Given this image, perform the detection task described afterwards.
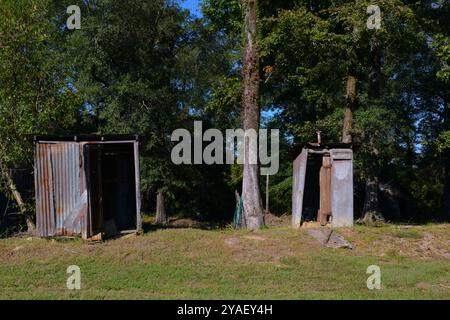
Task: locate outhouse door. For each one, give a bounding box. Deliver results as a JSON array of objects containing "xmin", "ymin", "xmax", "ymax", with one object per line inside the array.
[
  {"xmin": 84, "ymin": 142, "xmax": 142, "ymax": 238},
  {"xmin": 292, "ymin": 149, "xmax": 308, "ymax": 228}
]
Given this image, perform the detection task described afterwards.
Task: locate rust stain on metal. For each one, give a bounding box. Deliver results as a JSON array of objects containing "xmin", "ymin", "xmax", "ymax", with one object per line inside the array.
[{"xmin": 35, "ymin": 142, "xmax": 87, "ymax": 237}]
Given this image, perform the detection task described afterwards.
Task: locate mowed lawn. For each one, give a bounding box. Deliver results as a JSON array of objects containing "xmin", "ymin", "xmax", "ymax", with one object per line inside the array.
[{"xmin": 0, "ymin": 220, "xmax": 449, "ymax": 300}]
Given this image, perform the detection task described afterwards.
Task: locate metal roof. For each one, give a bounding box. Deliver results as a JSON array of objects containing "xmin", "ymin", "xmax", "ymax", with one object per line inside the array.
[{"xmin": 32, "ymin": 135, "xmax": 139, "ymax": 142}]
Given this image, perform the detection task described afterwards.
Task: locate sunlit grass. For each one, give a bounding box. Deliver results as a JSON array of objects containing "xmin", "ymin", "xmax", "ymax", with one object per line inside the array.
[{"xmin": 0, "ymin": 223, "xmax": 448, "ymax": 299}]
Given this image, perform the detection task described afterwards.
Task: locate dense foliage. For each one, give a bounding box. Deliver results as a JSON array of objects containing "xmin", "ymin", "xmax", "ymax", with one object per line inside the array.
[{"xmin": 0, "ymin": 0, "xmax": 449, "ymax": 230}]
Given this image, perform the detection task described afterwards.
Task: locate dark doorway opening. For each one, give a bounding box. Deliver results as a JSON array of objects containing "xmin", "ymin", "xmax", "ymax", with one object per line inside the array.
[
  {"xmin": 302, "ymin": 152, "xmax": 332, "ymax": 225},
  {"xmin": 302, "ymin": 153, "xmax": 321, "ymax": 221},
  {"xmin": 86, "ymin": 143, "xmax": 137, "ymax": 237}
]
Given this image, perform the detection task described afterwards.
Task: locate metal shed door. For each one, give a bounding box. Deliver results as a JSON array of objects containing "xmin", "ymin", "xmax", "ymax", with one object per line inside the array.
[{"xmin": 292, "ymin": 148, "xmax": 308, "ymax": 228}]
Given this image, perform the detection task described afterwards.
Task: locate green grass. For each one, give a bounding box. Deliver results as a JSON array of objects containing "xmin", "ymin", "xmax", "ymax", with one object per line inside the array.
[
  {"xmin": 0, "ymin": 224, "xmax": 449, "ymax": 299},
  {"xmin": 392, "ymin": 229, "xmax": 423, "ymax": 239}
]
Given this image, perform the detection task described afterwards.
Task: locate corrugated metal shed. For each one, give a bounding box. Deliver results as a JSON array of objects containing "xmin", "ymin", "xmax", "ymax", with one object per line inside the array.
[{"xmin": 33, "ymin": 136, "xmax": 141, "ymax": 239}]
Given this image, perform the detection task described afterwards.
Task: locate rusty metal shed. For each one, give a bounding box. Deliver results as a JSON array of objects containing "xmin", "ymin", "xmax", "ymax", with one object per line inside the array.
[
  {"xmin": 33, "ymin": 135, "xmax": 141, "ymax": 239},
  {"xmin": 292, "ymin": 142, "xmax": 353, "ymax": 228}
]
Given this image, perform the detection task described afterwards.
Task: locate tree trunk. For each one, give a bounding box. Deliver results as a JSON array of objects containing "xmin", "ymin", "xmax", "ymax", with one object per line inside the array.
[
  {"xmin": 442, "ymin": 164, "xmax": 450, "ymax": 221},
  {"xmin": 442, "ymin": 94, "xmax": 450, "ymax": 221},
  {"xmin": 155, "ymin": 191, "xmax": 167, "ymax": 225},
  {"xmin": 361, "ymin": 36, "xmax": 383, "ymax": 223},
  {"xmin": 342, "ymin": 70, "xmax": 357, "ymax": 144},
  {"xmin": 360, "ymin": 176, "xmax": 384, "ymax": 224},
  {"xmin": 241, "ymin": 0, "xmax": 264, "ymax": 230},
  {"xmin": 361, "ymin": 136, "xmax": 383, "ymax": 224},
  {"xmin": 0, "ymin": 163, "xmax": 36, "ymax": 234}
]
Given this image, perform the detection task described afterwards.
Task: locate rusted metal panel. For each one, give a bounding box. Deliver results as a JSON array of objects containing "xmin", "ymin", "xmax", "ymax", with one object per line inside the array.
[
  {"xmin": 35, "ymin": 142, "xmax": 88, "ymax": 237},
  {"xmin": 330, "ymin": 149, "xmax": 354, "ymax": 227},
  {"xmin": 292, "ymin": 148, "xmax": 308, "ymax": 228},
  {"xmin": 36, "ymin": 144, "xmax": 54, "ymax": 236},
  {"xmin": 318, "ymin": 156, "xmax": 332, "ymax": 225}
]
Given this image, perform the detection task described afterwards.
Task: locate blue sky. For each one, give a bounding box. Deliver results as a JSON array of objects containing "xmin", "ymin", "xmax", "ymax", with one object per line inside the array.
[{"xmin": 179, "ymin": 0, "xmax": 202, "ymax": 16}]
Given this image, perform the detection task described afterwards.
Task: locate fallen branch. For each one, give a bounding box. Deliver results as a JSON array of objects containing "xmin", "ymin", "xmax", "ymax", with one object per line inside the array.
[{"xmin": 0, "ymin": 162, "xmax": 36, "ymax": 235}]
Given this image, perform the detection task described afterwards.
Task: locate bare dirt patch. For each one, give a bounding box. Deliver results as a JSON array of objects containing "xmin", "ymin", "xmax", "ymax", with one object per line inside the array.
[
  {"xmin": 169, "ymin": 218, "xmax": 200, "ymax": 228},
  {"xmin": 264, "ymin": 213, "xmax": 290, "ymax": 227},
  {"xmin": 223, "ymin": 229, "xmax": 317, "ymax": 264},
  {"xmin": 339, "ymin": 224, "xmax": 450, "ymax": 260},
  {"xmin": 242, "ymin": 235, "xmax": 267, "ymax": 241}
]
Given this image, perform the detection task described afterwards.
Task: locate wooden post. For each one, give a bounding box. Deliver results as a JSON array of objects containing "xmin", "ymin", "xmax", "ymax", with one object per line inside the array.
[
  {"xmin": 156, "ymin": 191, "xmax": 167, "ymax": 225},
  {"xmin": 318, "ymin": 156, "xmax": 332, "ymax": 226},
  {"xmin": 265, "ymin": 174, "xmax": 269, "ymax": 213}
]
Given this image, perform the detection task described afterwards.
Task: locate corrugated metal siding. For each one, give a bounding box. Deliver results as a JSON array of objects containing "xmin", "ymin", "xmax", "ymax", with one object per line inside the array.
[
  {"xmin": 36, "ymin": 144, "xmax": 55, "ymax": 236},
  {"xmin": 35, "ymin": 143, "xmax": 88, "ymax": 237}
]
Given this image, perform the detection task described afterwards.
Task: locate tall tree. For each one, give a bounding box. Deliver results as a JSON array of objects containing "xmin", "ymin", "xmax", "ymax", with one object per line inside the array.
[
  {"xmin": 421, "ymin": 0, "xmax": 450, "ymax": 220},
  {"xmin": 0, "ymin": 0, "xmax": 81, "ymax": 232},
  {"xmin": 342, "ymin": 68, "xmax": 357, "ymax": 144},
  {"xmin": 241, "ymin": 0, "xmax": 265, "ymax": 229},
  {"xmin": 60, "ymin": 0, "xmax": 191, "ymax": 219},
  {"xmin": 361, "ymin": 30, "xmax": 384, "ymax": 223}
]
